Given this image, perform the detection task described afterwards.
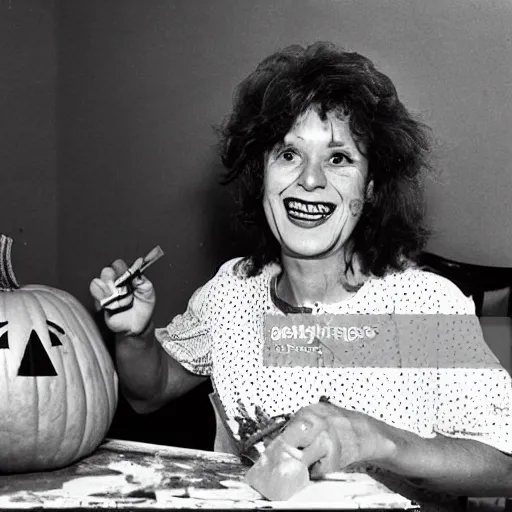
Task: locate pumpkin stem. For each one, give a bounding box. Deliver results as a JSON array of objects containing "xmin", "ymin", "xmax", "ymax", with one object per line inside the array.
[{"xmin": 0, "ymin": 235, "xmax": 21, "ymax": 290}]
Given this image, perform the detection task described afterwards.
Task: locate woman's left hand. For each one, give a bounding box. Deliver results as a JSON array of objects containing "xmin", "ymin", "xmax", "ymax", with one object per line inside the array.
[{"xmin": 278, "ymin": 401, "xmax": 396, "ymax": 478}]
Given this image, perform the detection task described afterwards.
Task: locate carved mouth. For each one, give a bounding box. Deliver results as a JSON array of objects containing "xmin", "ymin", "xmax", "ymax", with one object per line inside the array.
[{"xmin": 283, "ymin": 198, "xmax": 336, "ymax": 222}]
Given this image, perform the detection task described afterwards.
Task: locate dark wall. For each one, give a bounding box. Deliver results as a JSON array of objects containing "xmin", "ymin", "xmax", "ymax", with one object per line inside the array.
[
  {"xmin": 56, "ymin": 0, "xmax": 512, "ymax": 324},
  {"xmin": 0, "ymin": 0, "xmax": 57, "ymax": 286},
  {"xmin": 56, "ymin": 1, "xmax": 254, "ymax": 323}
]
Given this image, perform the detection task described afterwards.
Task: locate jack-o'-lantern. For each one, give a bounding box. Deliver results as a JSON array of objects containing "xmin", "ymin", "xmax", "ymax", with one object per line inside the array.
[{"xmin": 0, "ymin": 235, "xmax": 118, "ymax": 473}]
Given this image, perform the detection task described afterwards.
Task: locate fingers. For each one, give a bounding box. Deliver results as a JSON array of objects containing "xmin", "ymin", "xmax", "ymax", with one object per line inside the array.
[
  {"xmin": 101, "ymin": 286, "xmax": 135, "ymax": 311},
  {"xmin": 89, "ymin": 278, "xmax": 109, "ymax": 311},
  {"xmin": 280, "ymin": 412, "xmax": 323, "ymax": 449},
  {"xmin": 90, "ymin": 277, "xmax": 110, "ymax": 299},
  {"xmin": 302, "ymin": 426, "xmax": 341, "ymax": 478},
  {"xmin": 279, "ymin": 415, "xmax": 339, "ymax": 477},
  {"xmin": 278, "ymin": 404, "xmax": 345, "ymax": 477},
  {"xmin": 96, "ymin": 259, "xmax": 129, "ymax": 285},
  {"xmin": 99, "ymin": 265, "xmax": 116, "ymax": 283},
  {"xmin": 111, "ymin": 258, "xmax": 129, "ymax": 277},
  {"xmin": 89, "ymin": 259, "xmax": 130, "ymax": 312},
  {"xmin": 131, "ymin": 273, "xmax": 154, "ymax": 295}
]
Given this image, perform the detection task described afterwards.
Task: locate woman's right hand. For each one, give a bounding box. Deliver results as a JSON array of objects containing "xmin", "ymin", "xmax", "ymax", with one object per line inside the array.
[{"xmin": 89, "ymin": 258, "xmax": 156, "ymax": 336}]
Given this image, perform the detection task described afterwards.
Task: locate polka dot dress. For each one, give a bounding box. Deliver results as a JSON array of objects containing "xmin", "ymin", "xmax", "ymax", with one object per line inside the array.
[{"xmin": 155, "ymin": 257, "xmax": 512, "ymax": 455}]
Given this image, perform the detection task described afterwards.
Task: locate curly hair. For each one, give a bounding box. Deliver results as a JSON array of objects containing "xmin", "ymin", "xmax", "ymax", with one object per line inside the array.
[{"xmin": 218, "ymin": 42, "xmax": 432, "ymax": 278}]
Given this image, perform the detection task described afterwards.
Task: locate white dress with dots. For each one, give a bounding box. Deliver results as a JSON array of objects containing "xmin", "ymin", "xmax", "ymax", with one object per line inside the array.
[{"xmin": 155, "ymin": 257, "xmax": 512, "ymax": 455}]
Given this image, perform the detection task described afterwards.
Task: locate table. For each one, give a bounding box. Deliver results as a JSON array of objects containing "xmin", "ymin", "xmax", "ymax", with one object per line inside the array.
[{"xmin": 0, "ymin": 438, "xmax": 420, "ymax": 510}]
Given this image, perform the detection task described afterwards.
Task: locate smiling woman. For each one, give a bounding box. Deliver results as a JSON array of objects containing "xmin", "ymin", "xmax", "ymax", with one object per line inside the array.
[
  {"xmin": 219, "ymin": 42, "xmax": 430, "ymax": 284},
  {"xmin": 89, "ymin": 42, "xmax": 512, "ymax": 502},
  {"xmin": 263, "ymin": 109, "xmax": 370, "ymax": 264}
]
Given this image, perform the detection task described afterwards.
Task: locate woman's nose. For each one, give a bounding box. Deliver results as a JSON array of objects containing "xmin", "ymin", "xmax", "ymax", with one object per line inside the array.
[{"xmin": 298, "ymin": 161, "xmax": 327, "ymax": 191}]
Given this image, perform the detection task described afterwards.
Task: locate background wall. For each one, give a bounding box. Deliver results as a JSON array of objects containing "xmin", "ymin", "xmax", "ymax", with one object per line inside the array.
[
  {"xmin": 55, "ymin": 0, "xmax": 512, "ymax": 317},
  {"xmin": 0, "ymin": 0, "xmax": 57, "ymax": 286},
  {"xmin": 3, "ymin": 0, "xmax": 512, "ymax": 449}
]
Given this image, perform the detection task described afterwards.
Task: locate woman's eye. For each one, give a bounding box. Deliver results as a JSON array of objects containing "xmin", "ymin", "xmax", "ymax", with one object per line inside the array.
[
  {"xmin": 281, "ymin": 151, "xmax": 296, "ymax": 162},
  {"xmin": 330, "ymin": 153, "xmax": 352, "ymax": 165}
]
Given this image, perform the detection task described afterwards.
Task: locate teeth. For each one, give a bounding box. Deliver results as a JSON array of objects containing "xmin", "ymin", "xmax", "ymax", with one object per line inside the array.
[
  {"xmin": 289, "ymin": 201, "xmax": 307, "ymax": 212},
  {"xmin": 287, "ymin": 200, "xmax": 331, "ymax": 215},
  {"xmin": 285, "ymin": 199, "xmax": 335, "ymax": 223},
  {"xmin": 288, "ymin": 211, "xmax": 324, "ymax": 220}
]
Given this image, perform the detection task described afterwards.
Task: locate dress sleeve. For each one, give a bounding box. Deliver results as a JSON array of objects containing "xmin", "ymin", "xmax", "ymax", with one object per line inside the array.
[
  {"xmin": 429, "ymin": 275, "xmax": 512, "ymax": 454},
  {"xmin": 154, "ymin": 257, "xmax": 245, "ymax": 376},
  {"xmin": 155, "ymin": 283, "xmax": 213, "ymax": 376}
]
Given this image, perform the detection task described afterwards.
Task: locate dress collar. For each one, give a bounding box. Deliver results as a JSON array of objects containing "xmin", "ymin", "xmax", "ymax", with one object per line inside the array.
[{"xmin": 269, "ymin": 274, "xmax": 313, "ymax": 314}]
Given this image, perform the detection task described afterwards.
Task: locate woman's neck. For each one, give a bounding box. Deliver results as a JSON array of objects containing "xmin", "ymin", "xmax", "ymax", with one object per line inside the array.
[{"xmin": 277, "ymin": 252, "xmax": 361, "ymax": 307}]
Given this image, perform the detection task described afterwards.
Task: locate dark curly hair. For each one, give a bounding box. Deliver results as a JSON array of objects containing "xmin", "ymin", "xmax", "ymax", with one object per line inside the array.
[{"xmin": 218, "ymin": 42, "xmax": 432, "ymax": 278}]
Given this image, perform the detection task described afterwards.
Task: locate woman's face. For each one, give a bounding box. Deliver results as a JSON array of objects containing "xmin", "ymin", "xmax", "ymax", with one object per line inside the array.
[{"xmin": 263, "ymin": 108, "xmax": 371, "ymax": 259}]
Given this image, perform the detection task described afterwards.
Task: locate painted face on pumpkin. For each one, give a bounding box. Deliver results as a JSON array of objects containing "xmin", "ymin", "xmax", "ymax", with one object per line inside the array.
[
  {"xmin": 263, "ymin": 108, "xmax": 372, "ymax": 259},
  {"xmin": 0, "ymin": 320, "xmax": 65, "ymax": 376}
]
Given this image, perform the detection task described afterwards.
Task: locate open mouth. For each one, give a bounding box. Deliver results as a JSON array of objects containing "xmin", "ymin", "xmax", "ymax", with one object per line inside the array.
[{"xmin": 283, "ymin": 198, "xmax": 336, "ymax": 222}]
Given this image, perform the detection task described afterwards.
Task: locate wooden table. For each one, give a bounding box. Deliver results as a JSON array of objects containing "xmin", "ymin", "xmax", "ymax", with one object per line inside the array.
[{"xmin": 0, "ymin": 438, "xmax": 419, "ymax": 510}]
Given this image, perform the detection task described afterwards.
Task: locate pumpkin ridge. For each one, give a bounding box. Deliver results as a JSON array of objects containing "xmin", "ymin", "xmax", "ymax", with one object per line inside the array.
[
  {"xmin": 38, "ymin": 288, "xmax": 89, "ymax": 464},
  {"xmin": 37, "ymin": 289, "xmax": 74, "ymax": 466},
  {"xmin": 35, "ymin": 285, "xmax": 118, "ymax": 414},
  {"xmin": 19, "ymin": 292, "xmax": 43, "ymax": 465},
  {"xmin": 65, "ymin": 303, "xmax": 100, "ymax": 460},
  {"xmin": 69, "ymin": 301, "xmax": 117, "ymax": 433},
  {"xmin": 37, "ymin": 285, "xmax": 117, "ymax": 461},
  {"xmin": 0, "ymin": 292, "xmax": 12, "ymax": 468}
]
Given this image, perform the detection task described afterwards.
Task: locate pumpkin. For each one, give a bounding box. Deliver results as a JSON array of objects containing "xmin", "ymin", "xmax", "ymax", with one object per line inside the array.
[{"xmin": 0, "ymin": 234, "xmax": 118, "ymax": 473}]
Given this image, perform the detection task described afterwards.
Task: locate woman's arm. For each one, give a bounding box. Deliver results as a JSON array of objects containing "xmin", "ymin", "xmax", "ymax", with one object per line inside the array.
[
  {"xmin": 375, "ymin": 419, "xmax": 512, "ymax": 496},
  {"xmin": 279, "ymin": 402, "xmax": 512, "ymax": 497},
  {"xmin": 115, "ymin": 321, "xmax": 208, "ymax": 414}
]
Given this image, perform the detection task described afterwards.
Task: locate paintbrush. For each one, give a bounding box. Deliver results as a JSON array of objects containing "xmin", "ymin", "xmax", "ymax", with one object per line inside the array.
[{"xmin": 100, "ymin": 245, "xmax": 164, "ymax": 308}]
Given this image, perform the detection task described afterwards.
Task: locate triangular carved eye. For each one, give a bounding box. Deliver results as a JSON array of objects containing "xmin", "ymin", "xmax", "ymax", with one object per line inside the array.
[
  {"xmin": 47, "ymin": 320, "xmax": 64, "ymax": 347},
  {"xmin": 49, "ymin": 331, "xmax": 62, "ymax": 347},
  {"xmin": 0, "ymin": 321, "xmax": 7, "ymax": 349},
  {"xmin": 18, "ymin": 329, "xmax": 58, "ymax": 377},
  {"xmin": 0, "ymin": 331, "xmax": 7, "ymax": 349}
]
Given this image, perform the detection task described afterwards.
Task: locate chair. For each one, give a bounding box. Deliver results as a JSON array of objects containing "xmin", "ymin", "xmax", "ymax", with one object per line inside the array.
[
  {"xmin": 417, "ymin": 251, "xmax": 512, "ymax": 373},
  {"xmin": 418, "ymin": 252, "xmax": 512, "ymax": 316}
]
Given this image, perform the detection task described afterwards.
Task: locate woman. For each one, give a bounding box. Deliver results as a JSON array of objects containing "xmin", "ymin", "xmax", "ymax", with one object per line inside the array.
[{"xmin": 90, "ymin": 42, "xmax": 512, "ymax": 499}]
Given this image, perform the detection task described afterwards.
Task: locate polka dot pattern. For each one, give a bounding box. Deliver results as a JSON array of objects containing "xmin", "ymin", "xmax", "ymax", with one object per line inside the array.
[{"xmin": 156, "ymin": 257, "xmax": 512, "ymax": 454}]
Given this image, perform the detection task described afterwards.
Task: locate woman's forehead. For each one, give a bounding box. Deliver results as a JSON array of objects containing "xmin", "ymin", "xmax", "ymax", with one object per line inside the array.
[{"xmin": 285, "ymin": 108, "xmax": 354, "ymax": 143}]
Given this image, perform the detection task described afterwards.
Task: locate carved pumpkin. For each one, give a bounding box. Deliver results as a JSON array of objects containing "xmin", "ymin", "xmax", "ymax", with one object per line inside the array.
[{"xmin": 0, "ymin": 235, "xmax": 118, "ymax": 473}]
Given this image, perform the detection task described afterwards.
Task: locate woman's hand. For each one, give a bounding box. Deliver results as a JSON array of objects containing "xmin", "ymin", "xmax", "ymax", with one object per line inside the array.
[
  {"xmin": 89, "ymin": 258, "xmax": 156, "ymax": 336},
  {"xmin": 278, "ymin": 401, "xmax": 396, "ymax": 478}
]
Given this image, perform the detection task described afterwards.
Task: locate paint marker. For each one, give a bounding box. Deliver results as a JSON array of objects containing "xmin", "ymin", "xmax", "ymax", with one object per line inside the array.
[{"xmin": 100, "ymin": 245, "xmax": 164, "ymax": 308}]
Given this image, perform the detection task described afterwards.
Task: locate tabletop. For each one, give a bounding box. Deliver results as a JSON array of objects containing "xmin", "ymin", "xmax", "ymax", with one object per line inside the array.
[{"xmin": 0, "ymin": 438, "xmax": 422, "ymax": 510}]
